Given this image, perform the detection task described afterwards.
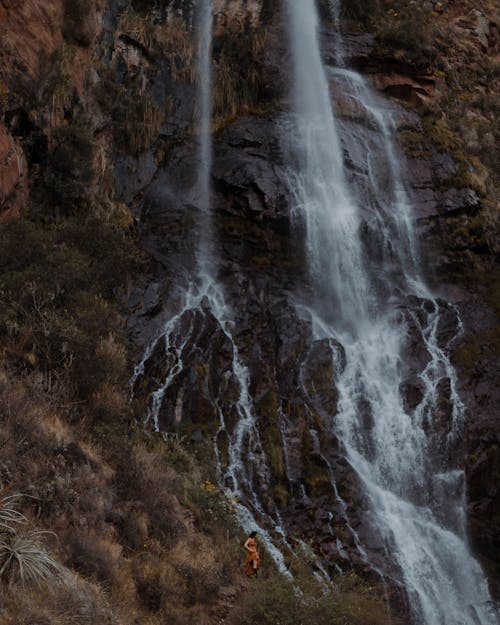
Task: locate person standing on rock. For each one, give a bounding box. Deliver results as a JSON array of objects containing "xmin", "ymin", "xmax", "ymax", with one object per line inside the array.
[{"xmin": 244, "ymin": 531, "xmax": 260, "ymax": 577}]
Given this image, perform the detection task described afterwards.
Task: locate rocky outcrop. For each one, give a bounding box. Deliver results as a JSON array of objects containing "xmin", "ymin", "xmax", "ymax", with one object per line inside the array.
[
  {"xmin": 1, "ymin": 0, "xmax": 498, "ymax": 611},
  {"xmin": 124, "ymin": 5, "xmax": 500, "ymax": 608}
]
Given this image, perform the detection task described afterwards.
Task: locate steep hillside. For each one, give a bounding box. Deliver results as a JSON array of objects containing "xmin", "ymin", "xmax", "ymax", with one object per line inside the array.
[{"xmin": 0, "ymin": 0, "xmax": 498, "ymax": 623}]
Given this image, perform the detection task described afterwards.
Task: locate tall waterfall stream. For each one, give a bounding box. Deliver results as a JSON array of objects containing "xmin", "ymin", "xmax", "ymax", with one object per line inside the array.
[
  {"xmin": 285, "ymin": 1, "xmax": 497, "ymax": 624},
  {"xmin": 131, "ymin": 0, "xmax": 291, "ymax": 574},
  {"xmin": 131, "ymin": 1, "xmax": 498, "ymax": 622}
]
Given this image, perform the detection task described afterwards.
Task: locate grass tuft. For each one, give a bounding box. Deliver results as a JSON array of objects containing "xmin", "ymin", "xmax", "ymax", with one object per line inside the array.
[
  {"xmin": 0, "ymin": 495, "xmax": 27, "ymax": 534},
  {"xmin": 0, "ymin": 528, "xmax": 65, "ymax": 589}
]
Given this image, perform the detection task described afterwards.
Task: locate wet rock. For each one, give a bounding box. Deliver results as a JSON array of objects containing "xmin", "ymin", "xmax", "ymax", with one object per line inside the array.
[
  {"xmin": 436, "ymin": 301, "xmax": 460, "ymax": 349},
  {"xmin": 331, "ymin": 84, "xmax": 377, "ymax": 127},
  {"xmin": 440, "ymin": 188, "xmax": 480, "ymax": 215},
  {"xmin": 356, "ymin": 517, "xmax": 386, "ymax": 551},
  {"xmin": 433, "ymin": 377, "xmax": 454, "ymax": 434},
  {"xmin": 412, "ymin": 186, "xmax": 480, "ymax": 221},
  {"xmin": 322, "ymin": 29, "xmax": 375, "ymax": 67},
  {"xmin": 400, "ymin": 315, "xmax": 432, "ymax": 377},
  {"xmin": 301, "ymin": 339, "xmax": 343, "ymax": 417},
  {"xmin": 408, "ymin": 153, "xmax": 458, "ymax": 191},
  {"xmin": 213, "ymin": 116, "xmax": 290, "ymax": 221},
  {"xmin": 124, "ymin": 7, "xmax": 500, "ymax": 602},
  {"xmin": 115, "ymin": 151, "xmax": 158, "ymax": 204},
  {"xmin": 399, "ymin": 376, "xmax": 425, "ymax": 411},
  {"xmin": 140, "ymin": 282, "xmax": 163, "ymax": 317},
  {"xmin": 190, "ymin": 428, "xmax": 204, "ymax": 443}
]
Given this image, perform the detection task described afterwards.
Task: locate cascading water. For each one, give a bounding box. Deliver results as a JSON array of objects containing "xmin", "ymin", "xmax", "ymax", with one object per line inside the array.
[
  {"xmin": 131, "ymin": 1, "xmax": 290, "ymax": 575},
  {"xmin": 284, "ymin": 1, "xmax": 498, "ymax": 623},
  {"xmin": 196, "ymin": 0, "xmax": 214, "ymax": 275}
]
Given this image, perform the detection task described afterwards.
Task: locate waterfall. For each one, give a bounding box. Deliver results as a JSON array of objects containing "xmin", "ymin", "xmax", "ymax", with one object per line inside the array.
[
  {"xmin": 131, "ymin": 0, "xmax": 291, "ymax": 576},
  {"xmin": 328, "ymin": 0, "xmax": 345, "ymax": 66},
  {"xmin": 196, "ymin": 0, "xmax": 214, "ymax": 277},
  {"xmin": 284, "ymin": 1, "xmax": 498, "ymax": 623}
]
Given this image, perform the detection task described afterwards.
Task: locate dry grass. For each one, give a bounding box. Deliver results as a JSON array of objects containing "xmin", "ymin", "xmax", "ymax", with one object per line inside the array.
[
  {"xmin": 119, "ymin": 10, "xmax": 195, "ymax": 83},
  {"xmin": 213, "ymin": 25, "xmax": 268, "ymax": 125},
  {"xmin": 374, "ymin": 2, "xmax": 438, "ymax": 55},
  {"xmin": 0, "ymin": 493, "xmax": 67, "ymax": 590},
  {"xmin": 0, "ymin": 495, "xmax": 26, "ymax": 533},
  {"xmin": 91, "ymin": 383, "xmax": 128, "ymax": 424},
  {"xmin": 230, "ymin": 571, "xmax": 395, "ymax": 625},
  {"xmin": 130, "ymin": 95, "xmax": 164, "ymax": 155},
  {"xmin": 155, "ymin": 16, "xmax": 196, "ymax": 83},
  {"xmin": 3, "ymin": 575, "xmax": 114, "ymax": 625},
  {"xmin": 96, "ymin": 334, "xmax": 127, "ymax": 384},
  {"xmin": 95, "ymin": 70, "xmax": 164, "ymax": 155},
  {"xmin": 0, "ymin": 529, "xmax": 65, "ymax": 589},
  {"xmin": 120, "ymin": 9, "xmax": 156, "ymax": 50},
  {"xmin": 36, "ymin": 43, "xmax": 76, "ymax": 132},
  {"xmin": 0, "ymin": 365, "xmax": 247, "ymax": 623}
]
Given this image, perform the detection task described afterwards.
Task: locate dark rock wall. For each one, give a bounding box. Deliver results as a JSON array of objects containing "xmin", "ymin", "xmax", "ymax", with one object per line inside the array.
[
  {"xmin": 1, "ymin": 0, "xmax": 497, "ymax": 601},
  {"xmin": 126, "ymin": 3, "xmax": 499, "ymax": 598}
]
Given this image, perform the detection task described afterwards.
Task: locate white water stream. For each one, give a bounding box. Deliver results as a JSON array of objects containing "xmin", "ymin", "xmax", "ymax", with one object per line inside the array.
[
  {"xmin": 285, "ymin": 1, "xmax": 498, "ymax": 624},
  {"xmin": 196, "ymin": 0, "xmax": 214, "ymax": 273},
  {"xmin": 132, "ymin": 1, "xmax": 290, "ymax": 575}
]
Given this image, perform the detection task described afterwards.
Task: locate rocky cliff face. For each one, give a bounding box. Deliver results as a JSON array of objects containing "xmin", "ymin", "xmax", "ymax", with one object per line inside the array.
[
  {"xmin": 0, "ymin": 0, "xmax": 498, "ymax": 618},
  {"xmin": 125, "ymin": 0, "xmax": 499, "ymax": 595}
]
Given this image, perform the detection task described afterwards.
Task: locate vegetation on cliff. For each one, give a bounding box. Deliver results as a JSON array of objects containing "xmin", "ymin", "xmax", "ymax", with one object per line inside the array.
[
  {"xmin": 0, "ymin": 2, "xmax": 395, "ymax": 623},
  {"xmin": 0, "ymin": 0, "xmax": 498, "ymax": 621}
]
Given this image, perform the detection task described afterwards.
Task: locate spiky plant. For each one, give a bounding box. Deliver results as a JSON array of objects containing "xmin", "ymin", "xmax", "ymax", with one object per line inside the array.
[
  {"xmin": 0, "ymin": 529, "xmax": 65, "ymax": 589},
  {"xmin": 0, "ymin": 494, "xmax": 66, "ymax": 589},
  {"xmin": 0, "ymin": 495, "xmax": 27, "ymax": 533}
]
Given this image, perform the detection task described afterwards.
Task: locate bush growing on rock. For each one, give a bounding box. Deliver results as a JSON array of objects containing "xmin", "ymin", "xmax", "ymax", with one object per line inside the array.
[
  {"xmin": 0, "ymin": 212, "xmax": 143, "ymax": 388},
  {"xmin": 374, "ymin": 1, "xmax": 437, "ymax": 54},
  {"xmin": 213, "ymin": 22, "xmax": 269, "ymax": 124},
  {"xmin": 232, "ymin": 572, "xmax": 395, "ymax": 625},
  {"xmin": 95, "ymin": 73, "xmax": 164, "ymax": 155}
]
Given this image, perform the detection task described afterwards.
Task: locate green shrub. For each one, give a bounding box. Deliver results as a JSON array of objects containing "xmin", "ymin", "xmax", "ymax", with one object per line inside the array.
[
  {"xmin": 0, "ymin": 211, "xmax": 143, "ymax": 395},
  {"xmin": 374, "ymin": 2, "xmax": 437, "ymax": 54},
  {"xmin": 233, "ymin": 573, "xmax": 394, "ymax": 625}
]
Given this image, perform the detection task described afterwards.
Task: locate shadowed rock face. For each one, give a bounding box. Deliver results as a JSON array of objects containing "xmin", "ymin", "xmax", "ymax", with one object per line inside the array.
[
  {"xmin": 127, "ymin": 27, "xmax": 494, "ymax": 609},
  {"xmin": 1, "ymin": 0, "xmax": 496, "ymax": 607}
]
